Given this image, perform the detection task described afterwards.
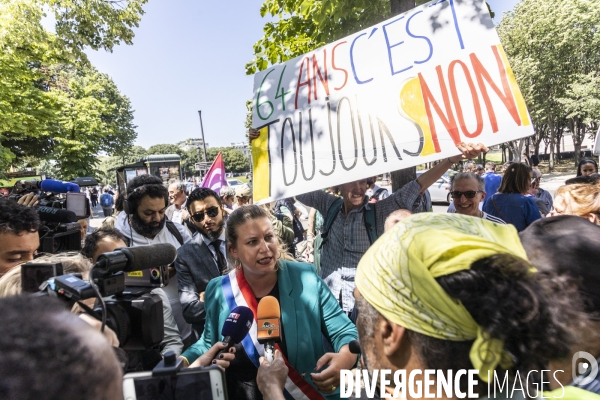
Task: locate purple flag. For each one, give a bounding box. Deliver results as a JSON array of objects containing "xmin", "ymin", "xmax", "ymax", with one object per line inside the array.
[{"xmin": 201, "ymin": 152, "xmax": 228, "ymax": 194}]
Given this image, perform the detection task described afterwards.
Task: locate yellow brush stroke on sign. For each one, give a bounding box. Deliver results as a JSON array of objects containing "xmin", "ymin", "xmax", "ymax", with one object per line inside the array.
[
  {"xmin": 399, "ymin": 77, "xmax": 436, "ymax": 156},
  {"xmin": 252, "ymin": 126, "xmax": 270, "ymax": 202},
  {"xmin": 497, "ymin": 44, "xmax": 531, "ymax": 127}
]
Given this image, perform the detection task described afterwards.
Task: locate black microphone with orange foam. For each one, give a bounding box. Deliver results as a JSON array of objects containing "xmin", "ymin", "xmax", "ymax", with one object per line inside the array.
[{"xmin": 256, "ymin": 295, "xmax": 281, "ymax": 362}]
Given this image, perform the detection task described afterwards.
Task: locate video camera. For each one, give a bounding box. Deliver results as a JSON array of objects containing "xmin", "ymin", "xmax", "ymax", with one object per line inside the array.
[
  {"xmin": 10, "ymin": 178, "xmax": 97, "ymax": 253},
  {"xmin": 25, "ymin": 243, "xmax": 177, "ymax": 352}
]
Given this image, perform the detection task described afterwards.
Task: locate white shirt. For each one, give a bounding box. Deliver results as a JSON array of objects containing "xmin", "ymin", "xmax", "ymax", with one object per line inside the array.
[
  {"xmin": 366, "ymin": 184, "xmax": 390, "ymax": 200},
  {"xmin": 171, "ymin": 200, "xmax": 187, "ymax": 224}
]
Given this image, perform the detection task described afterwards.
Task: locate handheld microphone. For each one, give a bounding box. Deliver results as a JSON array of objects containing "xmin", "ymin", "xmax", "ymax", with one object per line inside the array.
[
  {"xmin": 215, "ymin": 306, "xmax": 254, "ymax": 359},
  {"xmin": 40, "ymin": 179, "xmax": 80, "ymax": 193},
  {"xmin": 35, "ymin": 206, "xmax": 78, "ymax": 223},
  {"xmin": 93, "ymin": 243, "xmax": 177, "ymax": 277},
  {"xmin": 256, "ymin": 295, "xmax": 281, "ymax": 362}
]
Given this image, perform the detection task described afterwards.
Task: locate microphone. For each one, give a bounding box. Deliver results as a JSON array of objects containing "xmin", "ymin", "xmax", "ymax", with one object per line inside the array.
[
  {"xmin": 256, "ymin": 296, "xmax": 281, "ymax": 362},
  {"xmin": 215, "ymin": 306, "xmax": 254, "ymax": 359},
  {"xmin": 40, "ymin": 179, "xmax": 80, "ymax": 193},
  {"xmin": 93, "ymin": 243, "xmax": 177, "ymax": 277},
  {"xmin": 35, "ymin": 206, "xmax": 78, "ymax": 223}
]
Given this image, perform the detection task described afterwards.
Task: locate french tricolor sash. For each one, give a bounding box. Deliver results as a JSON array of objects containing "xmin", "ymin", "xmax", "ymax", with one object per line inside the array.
[{"xmin": 221, "ymin": 269, "xmax": 326, "ymax": 400}]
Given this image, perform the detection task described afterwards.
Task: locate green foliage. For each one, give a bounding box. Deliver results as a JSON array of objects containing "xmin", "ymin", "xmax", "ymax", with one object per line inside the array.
[
  {"xmin": 246, "ymin": 0, "xmax": 443, "ymax": 75},
  {"xmin": 498, "ymin": 0, "xmax": 600, "ymax": 168},
  {"xmin": 0, "ymin": 0, "xmax": 146, "ymax": 174},
  {"xmin": 207, "ymin": 148, "xmax": 250, "ymax": 173},
  {"xmin": 97, "ymin": 145, "xmax": 147, "ymax": 184},
  {"xmin": 147, "ymin": 144, "xmax": 184, "ymax": 156}
]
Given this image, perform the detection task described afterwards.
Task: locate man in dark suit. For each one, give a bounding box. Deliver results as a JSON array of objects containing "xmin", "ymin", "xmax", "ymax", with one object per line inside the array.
[{"xmin": 175, "ymin": 188, "xmax": 228, "ymax": 338}]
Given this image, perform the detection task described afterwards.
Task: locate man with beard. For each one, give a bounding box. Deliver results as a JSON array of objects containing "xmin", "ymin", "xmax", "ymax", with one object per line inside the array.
[
  {"xmin": 115, "ymin": 175, "xmax": 193, "ymax": 347},
  {"xmin": 174, "ymin": 187, "xmax": 228, "ymax": 337}
]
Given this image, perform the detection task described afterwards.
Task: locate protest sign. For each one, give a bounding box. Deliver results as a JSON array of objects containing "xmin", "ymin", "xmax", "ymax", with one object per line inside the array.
[{"xmin": 251, "ymin": 0, "xmax": 534, "ymax": 203}]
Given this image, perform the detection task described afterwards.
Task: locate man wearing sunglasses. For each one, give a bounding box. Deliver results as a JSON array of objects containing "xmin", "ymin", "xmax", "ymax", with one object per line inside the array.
[
  {"xmin": 448, "ymin": 172, "xmax": 505, "ymax": 224},
  {"xmin": 175, "ymin": 187, "xmax": 228, "ymax": 338}
]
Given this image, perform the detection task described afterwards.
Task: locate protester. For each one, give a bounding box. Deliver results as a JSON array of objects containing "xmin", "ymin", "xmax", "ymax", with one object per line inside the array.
[
  {"xmin": 520, "ymin": 216, "xmax": 600, "ymax": 397},
  {"xmin": 100, "ymin": 187, "xmax": 115, "ymax": 217},
  {"xmin": 522, "ymin": 151, "xmax": 531, "ymax": 166},
  {"xmin": 115, "ymin": 174, "xmax": 193, "ymax": 348},
  {"xmin": 502, "ymin": 161, "xmax": 514, "ymax": 172},
  {"xmin": 550, "ymin": 181, "xmax": 600, "ymax": 225},
  {"xmin": 166, "ymin": 180, "xmax": 189, "ymax": 224},
  {"xmin": 235, "ymin": 184, "xmax": 252, "ymax": 209},
  {"xmin": 481, "ymin": 161, "xmax": 502, "ymax": 197},
  {"xmin": 0, "ymin": 198, "xmax": 40, "ymax": 277},
  {"xmin": 365, "ymin": 175, "xmax": 389, "ymax": 203},
  {"xmin": 577, "ymin": 158, "xmax": 599, "ymax": 177},
  {"xmin": 529, "ymin": 168, "xmax": 553, "ymax": 213},
  {"xmin": 90, "ymin": 186, "xmax": 99, "ymax": 207},
  {"xmin": 219, "ymin": 185, "xmax": 236, "ymax": 214},
  {"xmin": 262, "ymin": 202, "xmax": 295, "ymax": 253},
  {"xmin": 180, "ymin": 205, "xmax": 358, "ymax": 399},
  {"xmin": 530, "ymin": 150, "xmax": 539, "ymax": 167},
  {"xmin": 482, "ymin": 163, "xmax": 541, "ymax": 231},
  {"xmin": 0, "ymin": 296, "xmax": 123, "ymax": 400},
  {"xmin": 474, "ymin": 164, "xmax": 485, "ymax": 176},
  {"xmin": 463, "ymin": 161, "xmax": 475, "ymax": 172},
  {"xmin": 273, "ymin": 197, "xmax": 304, "ymax": 256},
  {"xmin": 251, "ymin": 127, "xmax": 486, "ymax": 319},
  {"xmin": 448, "ymin": 173, "xmax": 505, "ymax": 223},
  {"xmin": 175, "ymin": 188, "xmax": 230, "ymax": 338}
]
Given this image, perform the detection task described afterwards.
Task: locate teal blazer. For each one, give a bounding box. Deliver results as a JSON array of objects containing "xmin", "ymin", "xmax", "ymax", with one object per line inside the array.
[{"xmin": 182, "ymin": 261, "xmax": 358, "ymax": 398}]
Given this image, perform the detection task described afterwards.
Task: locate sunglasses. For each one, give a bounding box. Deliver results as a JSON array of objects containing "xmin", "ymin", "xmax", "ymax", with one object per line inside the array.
[
  {"xmin": 191, "ymin": 206, "xmax": 220, "ymax": 222},
  {"xmin": 450, "ymin": 190, "xmax": 482, "ymax": 199}
]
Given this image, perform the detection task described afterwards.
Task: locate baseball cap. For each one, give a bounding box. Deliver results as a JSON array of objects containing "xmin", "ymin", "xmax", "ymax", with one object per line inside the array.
[{"xmin": 236, "ymin": 184, "xmax": 252, "ymax": 198}]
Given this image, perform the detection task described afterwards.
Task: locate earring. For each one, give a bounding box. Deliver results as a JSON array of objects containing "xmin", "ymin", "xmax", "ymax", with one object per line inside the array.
[{"xmin": 234, "ymin": 258, "xmax": 242, "ymax": 270}]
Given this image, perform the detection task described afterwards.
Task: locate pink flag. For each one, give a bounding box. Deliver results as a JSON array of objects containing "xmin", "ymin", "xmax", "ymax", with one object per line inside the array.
[{"xmin": 201, "ymin": 152, "xmax": 228, "ymax": 194}]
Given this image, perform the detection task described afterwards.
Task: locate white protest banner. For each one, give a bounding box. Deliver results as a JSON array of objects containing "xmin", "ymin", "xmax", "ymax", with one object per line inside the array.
[{"xmin": 251, "ymin": 0, "xmax": 533, "ymax": 203}]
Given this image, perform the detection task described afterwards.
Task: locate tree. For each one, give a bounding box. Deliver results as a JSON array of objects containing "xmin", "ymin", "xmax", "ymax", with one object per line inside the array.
[
  {"xmin": 97, "ymin": 145, "xmax": 147, "ymax": 184},
  {"xmin": 0, "ymin": 0, "xmax": 147, "ymax": 172},
  {"xmin": 147, "ymin": 144, "xmax": 184, "ymax": 156},
  {"xmin": 498, "ymin": 0, "xmax": 600, "ymax": 170},
  {"xmin": 207, "ymin": 148, "xmax": 250, "ymax": 173}
]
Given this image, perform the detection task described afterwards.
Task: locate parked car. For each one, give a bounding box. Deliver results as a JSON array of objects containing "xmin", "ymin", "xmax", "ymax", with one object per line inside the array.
[
  {"xmin": 416, "ymin": 170, "xmax": 452, "ymax": 203},
  {"xmin": 227, "ymin": 179, "xmax": 243, "ymax": 186}
]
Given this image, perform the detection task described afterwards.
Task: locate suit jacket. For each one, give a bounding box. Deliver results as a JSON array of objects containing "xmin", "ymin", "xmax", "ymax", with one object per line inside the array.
[
  {"xmin": 181, "ymin": 261, "xmax": 358, "ymax": 399},
  {"xmin": 175, "ymin": 238, "xmax": 224, "ymax": 336}
]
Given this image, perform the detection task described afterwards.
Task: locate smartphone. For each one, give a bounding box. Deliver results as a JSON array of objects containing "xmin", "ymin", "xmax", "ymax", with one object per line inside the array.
[
  {"xmin": 122, "ymin": 367, "xmax": 227, "ymax": 400},
  {"xmin": 21, "ymin": 262, "xmax": 64, "ymax": 293}
]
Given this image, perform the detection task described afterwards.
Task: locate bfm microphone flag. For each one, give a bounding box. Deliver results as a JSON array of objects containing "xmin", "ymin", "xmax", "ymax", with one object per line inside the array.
[{"xmin": 201, "ymin": 152, "xmax": 228, "ymax": 194}]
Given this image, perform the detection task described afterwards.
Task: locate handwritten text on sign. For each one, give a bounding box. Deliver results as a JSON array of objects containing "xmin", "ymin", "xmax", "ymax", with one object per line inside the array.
[{"xmin": 251, "ymin": 0, "xmax": 532, "ymax": 203}]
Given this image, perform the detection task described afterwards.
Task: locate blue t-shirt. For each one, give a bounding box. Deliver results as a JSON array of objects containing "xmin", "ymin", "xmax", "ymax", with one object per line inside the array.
[
  {"xmin": 482, "ymin": 172, "xmax": 502, "ymax": 196},
  {"xmin": 482, "ymin": 193, "xmax": 541, "ymax": 232}
]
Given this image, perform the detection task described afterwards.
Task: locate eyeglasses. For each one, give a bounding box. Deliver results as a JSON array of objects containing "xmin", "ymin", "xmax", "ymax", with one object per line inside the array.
[
  {"xmin": 450, "ymin": 190, "xmax": 482, "ymax": 199},
  {"xmin": 191, "ymin": 206, "xmax": 220, "ymax": 222}
]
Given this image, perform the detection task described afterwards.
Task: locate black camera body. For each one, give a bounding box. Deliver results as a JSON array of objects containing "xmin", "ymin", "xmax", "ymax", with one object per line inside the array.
[{"xmin": 10, "ymin": 178, "xmax": 94, "ymax": 253}]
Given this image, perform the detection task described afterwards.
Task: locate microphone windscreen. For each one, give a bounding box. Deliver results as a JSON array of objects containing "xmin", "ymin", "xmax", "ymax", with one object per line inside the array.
[
  {"xmin": 221, "ymin": 306, "xmax": 254, "ymax": 344},
  {"xmin": 257, "ymin": 296, "xmax": 281, "ymax": 343},
  {"xmin": 40, "ymin": 179, "xmax": 80, "ymax": 193},
  {"xmin": 257, "ymin": 295, "xmax": 280, "ymax": 319},
  {"xmin": 35, "ymin": 206, "xmax": 78, "ymax": 223},
  {"xmin": 122, "ymin": 243, "xmax": 177, "ymax": 272}
]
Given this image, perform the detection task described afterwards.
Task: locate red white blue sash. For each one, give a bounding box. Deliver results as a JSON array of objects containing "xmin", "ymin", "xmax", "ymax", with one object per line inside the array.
[{"xmin": 221, "ymin": 269, "xmax": 325, "ymax": 400}]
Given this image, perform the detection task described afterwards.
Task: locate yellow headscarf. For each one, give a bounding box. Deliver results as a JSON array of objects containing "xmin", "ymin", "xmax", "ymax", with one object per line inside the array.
[{"xmin": 355, "ymin": 213, "xmax": 532, "ymax": 382}]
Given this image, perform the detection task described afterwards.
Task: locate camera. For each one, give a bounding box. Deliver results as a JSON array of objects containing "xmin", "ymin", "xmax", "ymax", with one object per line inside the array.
[
  {"xmin": 10, "ymin": 178, "xmax": 96, "ymax": 253},
  {"xmin": 25, "ymin": 244, "xmax": 177, "ymax": 352}
]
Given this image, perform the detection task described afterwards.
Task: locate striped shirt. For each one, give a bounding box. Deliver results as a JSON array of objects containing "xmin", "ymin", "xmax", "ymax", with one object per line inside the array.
[
  {"xmin": 297, "ymin": 180, "xmax": 430, "ymax": 312},
  {"xmin": 482, "ymin": 211, "xmax": 506, "ymax": 224}
]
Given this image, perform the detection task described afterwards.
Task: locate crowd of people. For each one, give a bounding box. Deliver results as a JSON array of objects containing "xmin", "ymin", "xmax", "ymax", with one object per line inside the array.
[{"xmin": 0, "ymin": 141, "xmax": 599, "ymax": 399}]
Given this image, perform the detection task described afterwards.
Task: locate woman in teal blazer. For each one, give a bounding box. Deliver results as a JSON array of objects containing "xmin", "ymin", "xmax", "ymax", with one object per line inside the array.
[{"xmin": 180, "ymin": 205, "xmax": 358, "ymax": 400}]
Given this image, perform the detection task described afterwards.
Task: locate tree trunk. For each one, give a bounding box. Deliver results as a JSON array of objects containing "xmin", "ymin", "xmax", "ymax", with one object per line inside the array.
[
  {"xmin": 571, "ymin": 117, "xmax": 583, "ymax": 166},
  {"xmin": 389, "ymin": 0, "xmax": 418, "ymax": 193},
  {"xmin": 548, "ymin": 114, "xmax": 555, "ymax": 171}
]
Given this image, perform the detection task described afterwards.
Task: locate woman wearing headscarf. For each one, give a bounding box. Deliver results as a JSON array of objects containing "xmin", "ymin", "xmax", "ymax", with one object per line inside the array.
[{"xmin": 352, "ymin": 213, "xmax": 582, "ymax": 399}]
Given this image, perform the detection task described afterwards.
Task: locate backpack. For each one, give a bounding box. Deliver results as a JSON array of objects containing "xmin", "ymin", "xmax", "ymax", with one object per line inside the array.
[
  {"xmin": 165, "ymin": 220, "xmax": 184, "ymax": 246},
  {"xmin": 369, "ymin": 187, "xmax": 386, "ymax": 202},
  {"xmin": 313, "ymin": 197, "xmax": 378, "ymax": 273},
  {"xmin": 100, "ymin": 193, "xmax": 114, "ymax": 207}
]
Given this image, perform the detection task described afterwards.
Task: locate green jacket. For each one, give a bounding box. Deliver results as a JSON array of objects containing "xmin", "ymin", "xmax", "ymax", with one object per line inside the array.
[{"xmin": 182, "ymin": 261, "xmax": 358, "ymax": 398}]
